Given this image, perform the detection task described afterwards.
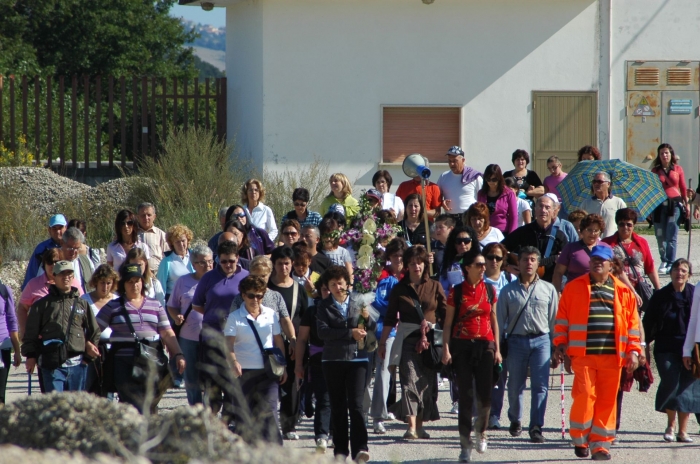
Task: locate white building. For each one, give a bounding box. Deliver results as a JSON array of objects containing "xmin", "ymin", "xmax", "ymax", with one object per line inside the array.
[{"xmin": 182, "ymin": 0, "xmax": 700, "ymax": 190}]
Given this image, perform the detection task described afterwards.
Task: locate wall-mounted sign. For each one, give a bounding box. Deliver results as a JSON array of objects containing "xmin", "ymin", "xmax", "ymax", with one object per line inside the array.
[
  {"xmin": 669, "ymin": 99, "xmax": 693, "ymax": 114},
  {"xmin": 632, "ymin": 96, "xmax": 655, "ymax": 116}
]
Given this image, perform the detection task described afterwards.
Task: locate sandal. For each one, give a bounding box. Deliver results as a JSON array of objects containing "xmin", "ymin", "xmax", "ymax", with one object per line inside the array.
[
  {"xmin": 663, "ymin": 427, "xmax": 675, "ymax": 442},
  {"xmin": 677, "ymin": 432, "xmax": 694, "ymax": 443},
  {"xmin": 416, "ymin": 428, "xmax": 431, "ymax": 439},
  {"xmin": 403, "ymin": 429, "xmax": 419, "ymax": 440}
]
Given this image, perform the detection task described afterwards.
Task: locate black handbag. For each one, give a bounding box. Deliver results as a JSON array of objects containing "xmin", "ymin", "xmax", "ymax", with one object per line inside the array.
[
  {"xmin": 410, "ymin": 296, "xmax": 443, "ymax": 370},
  {"xmin": 618, "ymin": 239, "xmax": 654, "ymax": 313},
  {"xmin": 40, "ymin": 300, "xmax": 78, "ymax": 370},
  {"xmin": 246, "ymin": 318, "xmax": 287, "ymax": 381},
  {"xmin": 119, "ymin": 301, "xmax": 172, "ymax": 387},
  {"xmin": 500, "ymin": 281, "xmax": 537, "ymax": 360}
]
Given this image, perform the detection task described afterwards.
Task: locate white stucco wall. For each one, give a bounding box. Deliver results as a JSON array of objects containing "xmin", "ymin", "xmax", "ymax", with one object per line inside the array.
[
  {"xmin": 609, "ymin": 0, "xmax": 700, "ymax": 162},
  {"xmin": 226, "ymin": 0, "xmax": 600, "ymax": 191}
]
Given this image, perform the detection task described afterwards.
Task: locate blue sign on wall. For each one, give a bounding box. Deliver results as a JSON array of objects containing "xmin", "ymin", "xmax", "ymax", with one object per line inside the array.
[{"xmin": 669, "ymin": 99, "xmax": 693, "ymax": 114}]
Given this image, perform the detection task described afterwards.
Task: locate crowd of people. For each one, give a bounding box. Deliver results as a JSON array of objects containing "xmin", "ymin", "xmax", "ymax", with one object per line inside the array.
[{"xmin": 1, "ymin": 143, "xmax": 700, "ymax": 463}]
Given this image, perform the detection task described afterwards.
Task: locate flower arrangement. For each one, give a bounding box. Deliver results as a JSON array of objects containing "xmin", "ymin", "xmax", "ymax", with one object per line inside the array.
[{"xmin": 342, "ymin": 191, "xmax": 402, "ymax": 294}]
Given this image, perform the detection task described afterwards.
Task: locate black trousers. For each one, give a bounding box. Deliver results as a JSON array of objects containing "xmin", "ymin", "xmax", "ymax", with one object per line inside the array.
[
  {"xmin": 199, "ymin": 337, "xmax": 236, "ymax": 424},
  {"xmin": 235, "ymin": 369, "xmax": 282, "ymax": 445},
  {"xmin": 0, "ymin": 349, "xmax": 10, "ymax": 404},
  {"xmin": 323, "ymin": 361, "xmax": 369, "ymax": 459},
  {"xmin": 309, "ymin": 359, "xmax": 331, "ymax": 439},
  {"xmin": 451, "ymin": 339, "xmax": 495, "ymax": 445},
  {"xmin": 279, "ymin": 348, "xmax": 300, "ymax": 434}
]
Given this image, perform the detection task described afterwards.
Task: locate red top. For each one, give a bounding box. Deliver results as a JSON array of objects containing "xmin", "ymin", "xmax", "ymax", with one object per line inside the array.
[
  {"xmin": 652, "ymin": 164, "xmax": 687, "ymax": 200},
  {"xmin": 447, "ymin": 280, "xmax": 496, "ymax": 341},
  {"xmin": 395, "ymin": 179, "xmax": 442, "ymax": 211}
]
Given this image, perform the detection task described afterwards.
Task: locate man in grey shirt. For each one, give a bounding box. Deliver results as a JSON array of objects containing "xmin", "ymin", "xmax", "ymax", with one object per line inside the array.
[{"xmin": 497, "ymin": 246, "xmax": 558, "ymax": 443}]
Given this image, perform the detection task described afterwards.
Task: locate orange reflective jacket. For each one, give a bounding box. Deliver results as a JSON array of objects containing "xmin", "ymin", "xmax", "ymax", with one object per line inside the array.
[{"xmin": 553, "ymin": 274, "xmax": 641, "ymax": 366}]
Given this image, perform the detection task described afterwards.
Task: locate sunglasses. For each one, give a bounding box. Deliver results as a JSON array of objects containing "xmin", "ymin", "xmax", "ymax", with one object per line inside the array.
[
  {"xmin": 487, "ymin": 178, "xmax": 499, "ymax": 183},
  {"xmin": 617, "ymin": 222, "xmax": 635, "ymax": 228},
  {"xmin": 592, "ymin": 179, "xmax": 608, "ymax": 185},
  {"xmin": 219, "ymin": 259, "xmax": 237, "ymax": 265},
  {"xmin": 471, "ymin": 262, "xmax": 487, "ymax": 268},
  {"xmin": 121, "ymin": 220, "xmax": 135, "ymax": 226},
  {"xmin": 233, "ymin": 212, "xmax": 246, "ymax": 218},
  {"xmin": 455, "ymin": 237, "xmax": 472, "ymax": 245},
  {"xmin": 283, "ymin": 231, "xmax": 299, "ymax": 236},
  {"xmin": 293, "ymin": 202, "xmax": 307, "ymax": 207},
  {"xmin": 245, "ymin": 293, "xmax": 264, "ymax": 300},
  {"xmin": 485, "ymin": 255, "xmax": 503, "ymax": 262}
]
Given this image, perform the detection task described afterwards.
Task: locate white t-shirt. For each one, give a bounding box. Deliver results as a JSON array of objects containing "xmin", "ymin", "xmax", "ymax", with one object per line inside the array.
[
  {"xmin": 106, "ymin": 241, "xmax": 151, "ymax": 271},
  {"xmin": 381, "ymin": 192, "xmax": 404, "ymax": 220},
  {"xmin": 246, "ymin": 202, "xmax": 278, "ymax": 241},
  {"xmin": 81, "ymin": 292, "xmax": 119, "ymax": 341},
  {"xmin": 437, "ymin": 170, "xmax": 483, "ymax": 214},
  {"xmin": 224, "ymin": 304, "xmax": 280, "ymax": 370},
  {"xmin": 479, "ymin": 227, "xmax": 504, "ymax": 247},
  {"xmin": 517, "ymin": 198, "xmax": 532, "ymax": 227}
]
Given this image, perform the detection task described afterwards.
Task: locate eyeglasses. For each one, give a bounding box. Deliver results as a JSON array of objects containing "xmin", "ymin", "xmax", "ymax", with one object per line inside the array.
[
  {"xmin": 63, "ymin": 246, "xmax": 80, "ymax": 252},
  {"xmin": 485, "ymin": 255, "xmax": 504, "ymax": 262},
  {"xmin": 471, "ymin": 262, "xmax": 487, "ymax": 268},
  {"xmin": 283, "ymin": 231, "xmax": 299, "ymax": 236},
  {"xmin": 195, "ymin": 259, "xmax": 214, "ymax": 266},
  {"xmin": 617, "ymin": 222, "xmax": 635, "ymax": 228},
  {"xmin": 233, "ymin": 212, "xmax": 246, "ymax": 218},
  {"xmin": 592, "ymin": 179, "xmax": 608, "ymax": 185},
  {"xmin": 219, "ymin": 259, "xmax": 237, "ymax": 265},
  {"xmin": 244, "ymin": 293, "xmax": 265, "ymax": 300},
  {"xmin": 121, "ymin": 220, "xmax": 135, "ymax": 227},
  {"xmin": 583, "ymin": 228, "xmax": 601, "ymax": 235},
  {"xmin": 455, "ymin": 237, "xmax": 472, "ymax": 245},
  {"xmin": 293, "ymin": 202, "xmax": 307, "ymax": 208}
]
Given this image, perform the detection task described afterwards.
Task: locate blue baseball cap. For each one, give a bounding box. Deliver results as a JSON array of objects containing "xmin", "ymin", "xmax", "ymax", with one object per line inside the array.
[
  {"xmin": 49, "ymin": 214, "xmax": 67, "ymax": 228},
  {"xmin": 328, "ymin": 203, "xmax": 345, "ymax": 215},
  {"xmin": 590, "ymin": 245, "xmax": 614, "ymax": 261}
]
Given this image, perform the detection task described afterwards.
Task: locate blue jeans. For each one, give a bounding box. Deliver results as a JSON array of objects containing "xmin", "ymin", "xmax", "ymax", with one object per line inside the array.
[
  {"xmin": 506, "ymin": 334, "xmax": 551, "ymax": 429},
  {"xmin": 654, "ymin": 203, "xmax": 681, "ymax": 266},
  {"xmin": 41, "ymin": 363, "xmax": 87, "ymax": 393},
  {"xmin": 179, "ymin": 337, "xmax": 202, "ymax": 405}
]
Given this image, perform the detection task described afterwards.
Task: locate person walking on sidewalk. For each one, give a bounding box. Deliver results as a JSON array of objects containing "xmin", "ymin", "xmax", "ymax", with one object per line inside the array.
[
  {"xmin": 498, "ymin": 247, "xmax": 558, "ymax": 443},
  {"xmin": 554, "ymin": 245, "xmax": 641, "ymax": 461}
]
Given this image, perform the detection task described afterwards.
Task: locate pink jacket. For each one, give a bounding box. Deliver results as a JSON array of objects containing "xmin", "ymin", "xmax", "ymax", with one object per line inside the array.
[{"xmin": 477, "ymin": 188, "xmax": 518, "ymax": 234}]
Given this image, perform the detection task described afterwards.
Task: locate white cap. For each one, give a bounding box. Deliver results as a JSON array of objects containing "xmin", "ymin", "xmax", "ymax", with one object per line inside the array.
[{"xmin": 543, "ymin": 193, "xmax": 560, "ymax": 205}]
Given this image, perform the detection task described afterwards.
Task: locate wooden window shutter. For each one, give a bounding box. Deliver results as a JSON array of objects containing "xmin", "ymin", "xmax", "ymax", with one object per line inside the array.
[{"xmin": 383, "ymin": 107, "xmax": 460, "ymax": 164}]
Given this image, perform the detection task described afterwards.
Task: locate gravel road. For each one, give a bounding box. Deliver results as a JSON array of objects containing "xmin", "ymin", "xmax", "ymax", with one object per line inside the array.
[{"xmin": 4, "ymin": 229, "xmax": 700, "ymax": 463}]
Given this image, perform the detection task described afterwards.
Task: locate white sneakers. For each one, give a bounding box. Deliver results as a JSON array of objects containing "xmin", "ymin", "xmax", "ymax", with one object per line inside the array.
[
  {"xmin": 450, "ymin": 402, "xmax": 460, "ymax": 414},
  {"xmin": 658, "ymin": 263, "xmax": 670, "ymax": 275},
  {"xmin": 315, "ymin": 438, "xmax": 327, "ymax": 453}
]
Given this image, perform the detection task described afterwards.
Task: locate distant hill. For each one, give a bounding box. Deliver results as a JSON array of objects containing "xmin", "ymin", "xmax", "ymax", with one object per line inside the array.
[
  {"xmin": 182, "ymin": 20, "xmax": 226, "ymax": 74},
  {"xmin": 183, "ymin": 20, "xmax": 225, "ymax": 51}
]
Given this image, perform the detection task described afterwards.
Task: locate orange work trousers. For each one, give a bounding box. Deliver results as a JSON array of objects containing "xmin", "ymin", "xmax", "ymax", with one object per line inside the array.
[{"xmin": 569, "ymin": 354, "xmax": 622, "ymax": 453}]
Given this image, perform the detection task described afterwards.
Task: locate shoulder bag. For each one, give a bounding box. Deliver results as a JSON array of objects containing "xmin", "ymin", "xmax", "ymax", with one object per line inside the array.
[
  {"xmin": 691, "ymin": 343, "xmax": 700, "ymax": 380},
  {"xmin": 40, "ymin": 300, "xmax": 78, "ymax": 370},
  {"xmin": 172, "ymin": 303, "xmax": 194, "ymax": 338},
  {"xmin": 120, "ymin": 300, "xmax": 172, "ymax": 387},
  {"xmin": 501, "ymin": 281, "xmax": 537, "ymax": 359},
  {"xmin": 618, "ymin": 238, "xmax": 654, "ymax": 313},
  {"xmin": 410, "ymin": 294, "xmax": 443, "ymax": 370},
  {"xmin": 246, "ymin": 317, "xmax": 287, "ymax": 381}
]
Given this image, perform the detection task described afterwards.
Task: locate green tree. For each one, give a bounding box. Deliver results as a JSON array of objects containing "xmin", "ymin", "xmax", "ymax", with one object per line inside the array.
[{"xmin": 1, "ymin": 0, "xmax": 197, "ymax": 78}]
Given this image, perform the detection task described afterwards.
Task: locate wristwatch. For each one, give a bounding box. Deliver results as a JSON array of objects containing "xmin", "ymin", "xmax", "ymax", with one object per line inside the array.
[{"xmin": 640, "ymin": 342, "xmax": 647, "ymax": 347}]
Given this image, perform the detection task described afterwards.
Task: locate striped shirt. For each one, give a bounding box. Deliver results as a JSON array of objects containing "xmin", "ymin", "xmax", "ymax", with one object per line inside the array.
[
  {"xmin": 586, "ymin": 276, "xmax": 616, "ymax": 355},
  {"xmin": 95, "ymin": 296, "xmax": 171, "ymax": 356}
]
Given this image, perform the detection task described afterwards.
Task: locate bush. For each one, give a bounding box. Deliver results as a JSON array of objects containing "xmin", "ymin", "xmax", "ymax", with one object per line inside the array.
[
  {"xmin": 263, "ymin": 155, "xmax": 331, "ymax": 226},
  {"xmin": 125, "ymin": 127, "xmax": 251, "ymax": 241},
  {"xmin": 0, "ymin": 188, "xmax": 47, "ymax": 261}
]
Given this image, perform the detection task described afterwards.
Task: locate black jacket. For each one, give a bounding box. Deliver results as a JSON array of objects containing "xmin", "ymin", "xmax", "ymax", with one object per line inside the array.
[
  {"xmin": 316, "ymin": 294, "xmax": 377, "ymax": 362},
  {"xmin": 501, "ymin": 220, "xmax": 569, "ymax": 282},
  {"xmin": 21, "ymin": 285, "xmax": 101, "ymax": 360},
  {"xmin": 643, "ymin": 282, "xmax": 694, "ymax": 355}
]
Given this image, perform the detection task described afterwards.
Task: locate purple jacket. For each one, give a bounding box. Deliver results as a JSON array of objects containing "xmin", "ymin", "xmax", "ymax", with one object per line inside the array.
[
  {"xmin": 477, "ymin": 188, "xmax": 518, "ymax": 234},
  {"xmin": 0, "ymin": 285, "xmax": 18, "ymax": 343}
]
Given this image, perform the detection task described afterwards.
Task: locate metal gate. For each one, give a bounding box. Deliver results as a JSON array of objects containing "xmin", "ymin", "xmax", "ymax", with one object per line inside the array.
[{"xmin": 625, "ymin": 61, "xmax": 700, "ymax": 185}]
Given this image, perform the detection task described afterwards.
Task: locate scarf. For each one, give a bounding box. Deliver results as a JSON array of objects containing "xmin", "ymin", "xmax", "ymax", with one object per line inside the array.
[{"xmin": 461, "ymin": 167, "xmax": 483, "ymax": 185}]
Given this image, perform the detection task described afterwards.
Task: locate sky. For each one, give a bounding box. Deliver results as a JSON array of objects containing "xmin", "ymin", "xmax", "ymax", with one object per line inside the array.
[{"xmin": 170, "ymin": 4, "xmax": 226, "ymax": 28}]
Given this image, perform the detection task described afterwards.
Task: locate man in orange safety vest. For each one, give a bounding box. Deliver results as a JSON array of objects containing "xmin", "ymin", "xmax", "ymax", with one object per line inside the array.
[{"xmin": 553, "ymin": 245, "xmax": 641, "ymax": 461}]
